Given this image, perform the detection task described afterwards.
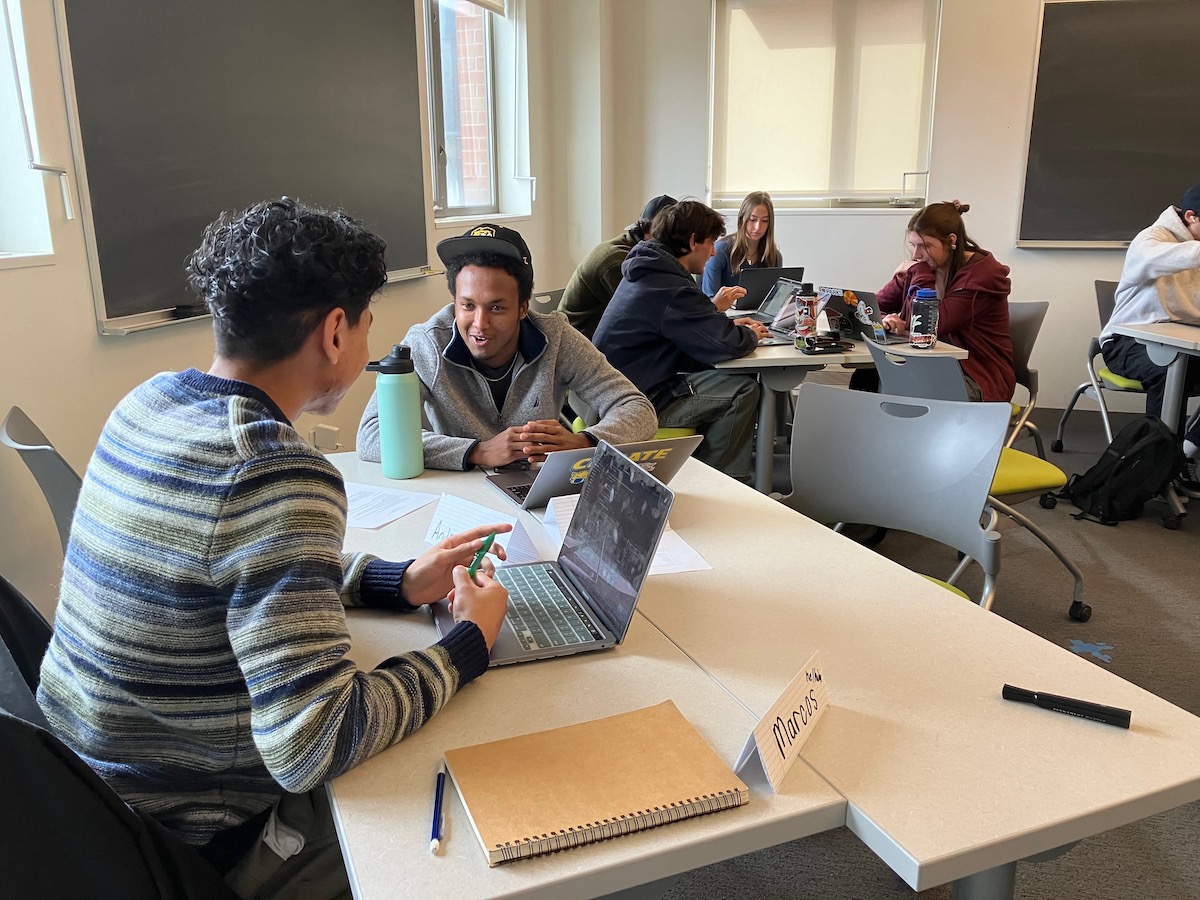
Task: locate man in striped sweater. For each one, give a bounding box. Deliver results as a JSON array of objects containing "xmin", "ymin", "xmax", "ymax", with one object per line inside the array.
[{"xmin": 36, "ymin": 198, "xmax": 510, "ymax": 899}]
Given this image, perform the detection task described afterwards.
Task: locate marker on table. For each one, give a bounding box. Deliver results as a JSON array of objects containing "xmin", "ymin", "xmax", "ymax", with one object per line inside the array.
[
  {"xmin": 430, "ymin": 762, "xmax": 447, "ymax": 854},
  {"xmin": 467, "ymin": 532, "xmax": 496, "ymax": 578},
  {"xmin": 1002, "ymin": 684, "xmax": 1131, "ymax": 729}
]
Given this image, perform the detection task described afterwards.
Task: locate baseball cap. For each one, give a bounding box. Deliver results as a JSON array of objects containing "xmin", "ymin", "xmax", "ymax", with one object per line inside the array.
[
  {"xmin": 436, "ymin": 224, "xmax": 532, "ymax": 268},
  {"xmin": 1180, "ymin": 184, "xmax": 1200, "ymax": 216},
  {"xmin": 640, "ymin": 194, "xmax": 677, "ymax": 223}
]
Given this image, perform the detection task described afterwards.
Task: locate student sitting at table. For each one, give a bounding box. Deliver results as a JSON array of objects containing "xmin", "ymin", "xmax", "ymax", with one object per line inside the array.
[
  {"xmin": 701, "ymin": 190, "xmax": 783, "ymax": 308},
  {"xmin": 593, "ymin": 199, "xmax": 769, "ymax": 482},
  {"xmin": 557, "ymin": 193, "xmax": 677, "ymax": 339},
  {"xmin": 357, "ymin": 224, "xmax": 657, "ymax": 471},
  {"xmin": 1100, "ymin": 182, "xmax": 1200, "ymax": 488},
  {"xmin": 853, "ymin": 200, "xmax": 1015, "ymax": 402},
  {"xmin": 37, "ymin": 198, "xmax": 512, "ymax": 899}
]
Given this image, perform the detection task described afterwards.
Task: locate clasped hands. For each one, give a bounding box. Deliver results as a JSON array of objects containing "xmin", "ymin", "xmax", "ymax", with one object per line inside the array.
[{"xmin": 468, "ymin": 418, "xmax": 591, "ymax": 469}]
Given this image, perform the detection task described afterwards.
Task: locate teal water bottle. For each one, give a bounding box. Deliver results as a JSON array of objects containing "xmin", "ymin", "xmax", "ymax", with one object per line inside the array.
[{"xmin": 366, "ymin": 345, "xmax": 423, "ymax": 479}]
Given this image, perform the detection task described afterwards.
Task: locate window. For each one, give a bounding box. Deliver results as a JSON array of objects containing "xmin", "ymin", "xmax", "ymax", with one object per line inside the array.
[
  {"xmin": 427, "ymin": 0, "xmax": 498, "ymax": 217},
  {"xmin": 711, "ymin": 0, "xmax": 938, "ymax": 209},
  {"xmin": 0, "ymin": 0, "xmax": 53, "ymax": 259}
]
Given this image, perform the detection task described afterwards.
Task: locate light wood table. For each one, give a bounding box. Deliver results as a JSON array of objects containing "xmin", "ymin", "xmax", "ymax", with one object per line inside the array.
[
  {"xmin": 327, "ymin": 457, "xmax": 845, "ymax": 899},
  {"xmin": 636, "ymin": 460, "xmax": 1200, "ymax": 898},
  {"xmin": 715, "ymin": 338, "xmax": 967, "ymax": 492}
]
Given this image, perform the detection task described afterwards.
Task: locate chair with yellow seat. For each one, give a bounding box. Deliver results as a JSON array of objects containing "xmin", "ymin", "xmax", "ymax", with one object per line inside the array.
[
  {"xmin": 780, "ymin": 383, "xmax": 1007, "ymax": 608},
  {"xmin": 570, "ymin": 417, "xmax": 695, "ymax": 441},
  {"xmin": 865, "ymin": 342, "xmax": 1090, "ymax": 621},
  {"xmin": 1052, "ymin": 280, "xmax": 1146, "ymax": 451}
]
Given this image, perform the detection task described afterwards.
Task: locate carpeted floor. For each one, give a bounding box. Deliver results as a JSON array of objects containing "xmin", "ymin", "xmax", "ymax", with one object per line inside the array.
[{"xmin": 661, "ymin": 406, "xmax": 1200, "ymax": 900}]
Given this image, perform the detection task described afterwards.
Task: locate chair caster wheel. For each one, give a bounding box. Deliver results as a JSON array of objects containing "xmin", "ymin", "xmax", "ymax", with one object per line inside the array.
[
  {"xmin": 1050, "ymin": 440, "xmax": 1063, "ymax": 453},
  {"xmin": 1039, "ymin": 493, "xmax": 1057, "ymax": 509},
  {"xmin": 1163, "ymin": 515, "xmax": 1182, "ymax": 530},
  {"xmin": 1069, "ymin": 601, "xmax": 1092, "ymax": 622}
]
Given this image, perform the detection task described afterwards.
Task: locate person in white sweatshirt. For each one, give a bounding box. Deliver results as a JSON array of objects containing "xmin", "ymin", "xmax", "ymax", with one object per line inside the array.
[{"xmin": 1100, "ymin": 183, "xmax": 1200, "ymax": 484}]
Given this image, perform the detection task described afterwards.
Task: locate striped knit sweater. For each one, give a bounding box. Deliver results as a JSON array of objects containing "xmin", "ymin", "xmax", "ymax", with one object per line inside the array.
[{"xmin": 36, "ymin": 369, "xmax": 489, "ymax": 846}]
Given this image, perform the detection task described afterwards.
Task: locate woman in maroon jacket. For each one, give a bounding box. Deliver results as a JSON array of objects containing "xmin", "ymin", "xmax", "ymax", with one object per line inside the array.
[{"xmin": 870, "ymin": 200, "xmax": 1015, "ymax": 402}]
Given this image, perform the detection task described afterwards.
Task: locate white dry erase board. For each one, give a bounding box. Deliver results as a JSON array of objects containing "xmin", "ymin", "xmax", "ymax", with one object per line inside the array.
[
  {"xmin": 1018, "ymin": 0, "xmax": 1200, "ymax": 248},
  {"xmin": 57, "ymin": 0, "xmax": 430, "ymax": 334}
]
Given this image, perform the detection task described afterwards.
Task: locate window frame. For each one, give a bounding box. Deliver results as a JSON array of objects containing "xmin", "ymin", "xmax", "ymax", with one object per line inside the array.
[
  {"xmin": 708, "ymin": 0, "xmax": 939, "ymax": 211},
  {"xmin": 426, "ymin": 0, "xmax": 500, "ymax": 219}
]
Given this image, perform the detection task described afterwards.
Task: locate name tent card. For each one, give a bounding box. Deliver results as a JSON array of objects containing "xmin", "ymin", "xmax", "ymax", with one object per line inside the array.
[{"xmin": 734, "ymin": 652, "xmax": 829, "ymax": 792}]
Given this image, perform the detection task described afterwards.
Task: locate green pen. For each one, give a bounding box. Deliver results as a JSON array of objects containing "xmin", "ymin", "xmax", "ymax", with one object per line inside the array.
[{"xmin": 467, "ymin": 532, "xmax": 496, "ymax": 578}]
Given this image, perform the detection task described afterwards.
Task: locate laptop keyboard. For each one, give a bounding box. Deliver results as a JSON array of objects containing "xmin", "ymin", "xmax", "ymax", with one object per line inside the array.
[
  {"xmin": 496, "ymin": 564, "xmax": 603, "ymax": 651},
  {"xmin": 504, "ymin": 482, "xmax": 532, "ymax": 502}
]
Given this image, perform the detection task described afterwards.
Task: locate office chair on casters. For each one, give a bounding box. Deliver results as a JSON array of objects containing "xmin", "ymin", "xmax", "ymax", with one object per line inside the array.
[
  {"xmin": 865, "ymin": 342, "xmax": 1091, "ymax": 621},
  {"xmin": 1052, "ymin": 280, "xmax": 1145, "ymax": 451},
  {"xmin": 779, "ymin": 383, "xmax": 1008, "ymax": 609},
  {"xmin": 1006, "ymin": 301, "xmax": 1049, "ymax": 458},
  {"xmin": 1, "ymin": 406, "xmax": 84, "ymax": 553}
]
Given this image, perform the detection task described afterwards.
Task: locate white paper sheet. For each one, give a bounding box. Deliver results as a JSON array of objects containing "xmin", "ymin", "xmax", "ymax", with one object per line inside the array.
[
  {"xmin": 542, "ymin": 495, "xmax": 711, "ymax": 576},
  {"xmin": 422, "ymin": 494, "xmax": 539, "ymax": 565},
  {"xmin": 344, "ymin": 482, "xmax": 438, "ymax": 530}
]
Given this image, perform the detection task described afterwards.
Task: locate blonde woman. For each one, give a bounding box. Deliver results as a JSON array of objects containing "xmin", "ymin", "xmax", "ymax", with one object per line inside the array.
[{"xmin": 702, "ymin": 191, "xmax": 783, "ymax": 303}]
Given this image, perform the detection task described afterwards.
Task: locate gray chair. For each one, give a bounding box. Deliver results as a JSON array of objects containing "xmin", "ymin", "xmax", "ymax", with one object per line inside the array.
[
  {"xmin": 866, "ymin": 342, "xmax": 1091, "ymax": 621},
  {"xmin": 779, "ymin": 383, "xmax": 1007, "ymax": 609},
  {"xmin": 530, "ymin": 288, "xmax": 565, "ymax": 315},
  {"xmin": 1, "ymin": 406, "xmax": 83, "ymax": 553},
  {"xmin": 1005, "ymin": 301, "xmax": 1049, "ymax": 457},
  {"xmin": 1053, "ymin": 280, "xmax": 1145, "ymax": 450}
]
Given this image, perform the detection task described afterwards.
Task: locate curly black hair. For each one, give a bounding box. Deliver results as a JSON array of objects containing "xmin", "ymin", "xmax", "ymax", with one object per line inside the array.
[
  {"xmin": 186, "ymin": 197, "xmax": 388, "ymax": 365},
  {"xmin": 445, "ymin": 251, "xmax": 534, "ymax": 303}
]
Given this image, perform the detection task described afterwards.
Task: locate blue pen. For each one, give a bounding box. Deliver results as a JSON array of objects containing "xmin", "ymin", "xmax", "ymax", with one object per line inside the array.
[{"xmin": 429, "ymin": 762, "xmax": 447, "ymax": 854}]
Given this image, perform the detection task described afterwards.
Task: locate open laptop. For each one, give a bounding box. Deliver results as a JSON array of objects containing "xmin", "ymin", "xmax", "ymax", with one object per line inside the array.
[
  {"xmin": 734, "ymin": 266, "xmax": 806, "ymax": 310},
  {"xmin": 485, "ymin": 434, "xmax": 703, "ymax": 510},
  {"xmin": 433, "ymin": 441, "xmax": 675, "ymax": 666},
  {"xmin": 740, "ymin": 277, "xmax": 807, "ymax": 346},
  {"xmin": 816, "ymin": 286, "xmax": 908, "ymax": 345}
]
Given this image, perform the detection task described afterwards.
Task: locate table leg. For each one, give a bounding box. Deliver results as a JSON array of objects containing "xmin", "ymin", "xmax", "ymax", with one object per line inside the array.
[
  {"xmin": 753, "ymin": 377, "xmax": 775, "ymax": 493},
  {"xmin": 951, "ymin": 861, "xmax": 1016, "ymax": 900}
]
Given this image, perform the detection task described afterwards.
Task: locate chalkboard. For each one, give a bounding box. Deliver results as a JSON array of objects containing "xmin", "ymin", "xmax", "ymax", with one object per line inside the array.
[
  {"xmin": 61, "ymin": 0, "xmax": 429, "ymax": 329},
  {"xmin": 1019, "ymin": 0, "xmax": 1200, "ymax": 247}
]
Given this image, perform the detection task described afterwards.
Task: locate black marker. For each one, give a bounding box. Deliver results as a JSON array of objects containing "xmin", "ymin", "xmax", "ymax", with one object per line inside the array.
[{"xmin": 1002, "ymin": 684, "xmax": 1131, "ymax": 729}]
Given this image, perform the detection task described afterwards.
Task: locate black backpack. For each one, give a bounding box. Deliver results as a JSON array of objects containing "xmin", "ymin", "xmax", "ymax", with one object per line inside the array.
[{"xmin": 1050, "ymin": 416, "xmax": 1183, "ymax": 525}]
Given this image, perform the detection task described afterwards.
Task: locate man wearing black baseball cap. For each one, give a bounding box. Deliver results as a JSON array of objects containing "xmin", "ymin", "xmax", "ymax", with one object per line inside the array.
[
  {"xmin": 1101, "ymin": 183, "xmax": 1200, "ymax": 488},
  {"xmin": 357, "ymin": 224, "xmax": 657, "ymax": 470},
  {"xmin": 558, "ymin": 195, "xmax": 677, "ymax": 339}
]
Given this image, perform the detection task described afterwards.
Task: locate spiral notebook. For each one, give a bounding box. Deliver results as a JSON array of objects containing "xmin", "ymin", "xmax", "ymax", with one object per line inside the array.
[{"xmin": 443, "ymin": 700, "xmax": 749, "ymax": 866}]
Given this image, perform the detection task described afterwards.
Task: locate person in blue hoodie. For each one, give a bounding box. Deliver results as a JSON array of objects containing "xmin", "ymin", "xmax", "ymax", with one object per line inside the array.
[{"xmin": 593, "ymin": 199, "xmax": 769, "ymax": 481}]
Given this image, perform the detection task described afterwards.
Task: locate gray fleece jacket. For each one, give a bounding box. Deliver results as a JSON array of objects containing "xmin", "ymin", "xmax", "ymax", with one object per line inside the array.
[{"xmin": 356, "ymin": 306, "xmax": 658, "ymax": 470}]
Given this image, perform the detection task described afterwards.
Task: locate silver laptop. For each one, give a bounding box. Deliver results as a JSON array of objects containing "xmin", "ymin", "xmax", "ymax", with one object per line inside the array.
[
  {"xmin": 734, "ymin": 266, "xmax": 806, "ymax": 311},
  {"xmin": 485, "ymin": 434, "xmax": 702, "ymax": 509},
  {"xmin": 816, "ymin": 286, "xmax": 908, "ymax": 345},
  {"xmin": 433, "ymin": 441, "xmax": 675, "ymax": 666},
  {"xmin": 743, "ymin": 277, "xmax": 806, "ymax": 346}
]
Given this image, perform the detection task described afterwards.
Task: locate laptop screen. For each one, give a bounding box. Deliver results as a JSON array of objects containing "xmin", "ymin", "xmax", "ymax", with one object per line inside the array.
[
  {"xmin": 759, "ymin": 277, "xmax": 805, "ymax": 318},
  {"xmin": 558, "ymin": 442, "xmax": 674, "ymax": 639}
]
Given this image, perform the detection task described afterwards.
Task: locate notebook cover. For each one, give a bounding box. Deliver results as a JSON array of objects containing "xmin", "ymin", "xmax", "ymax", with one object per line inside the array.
[{"xmin": 443, "ymin": 700, "xmax": 749, "ymax": 866}]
